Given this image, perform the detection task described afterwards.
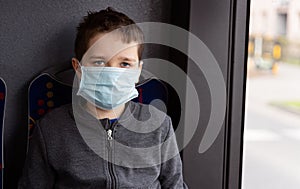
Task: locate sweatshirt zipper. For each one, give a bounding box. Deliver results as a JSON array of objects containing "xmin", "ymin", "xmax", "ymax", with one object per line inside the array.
[{"xmin": 106, "ymin": 120, "xmax": 117, "ymax": 189}]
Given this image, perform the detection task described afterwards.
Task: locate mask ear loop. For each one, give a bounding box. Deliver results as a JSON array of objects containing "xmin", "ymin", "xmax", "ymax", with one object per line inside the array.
[
  {"xmin": 74, "ymin": 59, "xmax": 83, "ymax": 84},
  {"xmin": 78, "ymin": 60, "xmax": 83, "ymax": 69},
  {"xmin": 76, "ymin": 59, "xmax": 84, "ymax": 74}
]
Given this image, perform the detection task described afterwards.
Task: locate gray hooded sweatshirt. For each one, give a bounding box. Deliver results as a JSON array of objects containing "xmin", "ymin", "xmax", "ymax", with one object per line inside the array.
[{"xmin": 18, "ymin": 98, "xmax": 188, "ymax": 189}]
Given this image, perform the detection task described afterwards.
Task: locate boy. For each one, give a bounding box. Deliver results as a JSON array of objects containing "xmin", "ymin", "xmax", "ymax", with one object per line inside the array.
[{"xmin": 18, "ymin": 7, "xmax": 187, "ymax": 189}]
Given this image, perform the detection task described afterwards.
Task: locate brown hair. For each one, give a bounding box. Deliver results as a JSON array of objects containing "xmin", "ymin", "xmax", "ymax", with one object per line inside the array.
[{"xmin": 74, "ymin": 7, "xmax": 144, "ymax": 61}]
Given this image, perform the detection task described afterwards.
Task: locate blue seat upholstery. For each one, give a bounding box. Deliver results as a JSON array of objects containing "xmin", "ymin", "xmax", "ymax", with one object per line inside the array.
[{"xmin": 28, "ymin": 73, "xmax": 73, "ymax": 138}]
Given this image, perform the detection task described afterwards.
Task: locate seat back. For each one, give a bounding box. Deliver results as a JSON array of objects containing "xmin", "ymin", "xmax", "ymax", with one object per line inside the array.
[
  {"xmin": 0, "ymin": 77, "xmax": 6, "ymax": 187},
  {"xmin": 28, "ymin": 69, "xmax": 172, "ymax": 138},
  {"xmin": 134, "ymin": 78, "xmax": 181, "ymax": 130},
  {"xmin": 28, "ymin": 73, "xmax": 73, "ymax": 138},
  {"xmin": 133, "ymin": 78, "xmax": 168, "ymax": 112}
]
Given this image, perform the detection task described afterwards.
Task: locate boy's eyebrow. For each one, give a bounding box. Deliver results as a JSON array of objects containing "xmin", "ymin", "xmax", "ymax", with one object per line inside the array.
[
  {"xmin": 117, "ymin": 56, "xmax": 138, "ymax": 62},
  {"xmin": 89, "ymin": 56, "xmax": 106, "ymax": 60}
]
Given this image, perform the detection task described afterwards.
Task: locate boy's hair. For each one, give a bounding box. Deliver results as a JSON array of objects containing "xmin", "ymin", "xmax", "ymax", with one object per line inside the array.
[{"xmin": 75, "ymin": 7, "xmax": 144, "ymax": 61}]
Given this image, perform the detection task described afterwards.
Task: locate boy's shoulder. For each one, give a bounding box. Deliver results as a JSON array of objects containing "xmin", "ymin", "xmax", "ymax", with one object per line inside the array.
[
  {"xmin": 37, "ymin": 103, "xmax": 74, "ymax": 131},
  {"xmin": 40, "ymin": 103, "xmax": 73, "ymax": 122},
  {"xmin": 128, "ymin": 101, "xmax": 172, "ymax": 136},
  {"xmin": 129, "ymin": 101, "xmax": 170, "ymax": 120},
  {"xmin": 126, "ymin": 101, "xmax": 173, "ymax": 143}
]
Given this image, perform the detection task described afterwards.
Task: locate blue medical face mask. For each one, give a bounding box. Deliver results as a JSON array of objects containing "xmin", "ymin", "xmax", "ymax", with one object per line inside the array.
[{"xmin": 77, "ymin": 65, "xmax": 140, "ymax": 110}]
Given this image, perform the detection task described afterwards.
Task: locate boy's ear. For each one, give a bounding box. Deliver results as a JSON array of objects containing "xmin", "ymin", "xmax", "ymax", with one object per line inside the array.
[
  {"xmin": 72, "ymin": 58, "xmax": 82, "ymax": 79},
  {"xmin": 72, "ymin": 58, "xmax": 80, "ymax": 70},
  {"xmin": 138, "ymin": 60, "xmax": 143, "ymax": 70},
  {"xmin": 136, "ymin": 60, "xmax": 143, "ymax": 83}
]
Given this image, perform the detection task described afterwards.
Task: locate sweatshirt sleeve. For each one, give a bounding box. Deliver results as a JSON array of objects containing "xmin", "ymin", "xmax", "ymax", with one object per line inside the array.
[
  {"xmin": 18, "ymin": 121, "xmax": 55, "ymax": 189},
  {"xmin": 159, "ymin": 117, "xmax": 188, "ymax": 189}
]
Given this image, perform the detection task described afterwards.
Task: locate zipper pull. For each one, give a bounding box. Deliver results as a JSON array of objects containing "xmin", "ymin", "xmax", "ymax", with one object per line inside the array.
[{"xmin": 107, "ymin": 129, "xmax": 113, "ymax": 140}]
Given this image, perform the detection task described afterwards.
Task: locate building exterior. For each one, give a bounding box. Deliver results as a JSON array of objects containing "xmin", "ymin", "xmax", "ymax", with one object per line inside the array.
[{"xmin": 249, "ymin": 0, "xmax": 300, "ymax": 60}]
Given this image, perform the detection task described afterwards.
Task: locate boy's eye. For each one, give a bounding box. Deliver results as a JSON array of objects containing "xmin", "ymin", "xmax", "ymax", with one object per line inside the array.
[
  {"xmin": 93, "ymin": 60, "xmax": 106, "ymax": 66},
  {"xmin": 120, "ymin": 62, "xmax": 131, "ymax": 68}
]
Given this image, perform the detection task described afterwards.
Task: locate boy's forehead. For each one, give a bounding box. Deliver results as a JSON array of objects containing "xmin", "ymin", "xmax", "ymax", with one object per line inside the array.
[{"xmin": 83, "ymin": 32, "xmax": 139, "ymax": 61}]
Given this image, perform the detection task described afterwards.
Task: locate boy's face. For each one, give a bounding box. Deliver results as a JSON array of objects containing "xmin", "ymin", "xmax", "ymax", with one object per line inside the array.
[{"xmin": 72, "ymin": 32, "xmax": 143, "ymax": 78}]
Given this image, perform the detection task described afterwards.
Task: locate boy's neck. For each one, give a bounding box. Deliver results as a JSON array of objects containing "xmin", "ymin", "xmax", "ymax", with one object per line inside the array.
[{"xmin": 85, "ymin": 102, "xmax": 125, "ymax": 119}]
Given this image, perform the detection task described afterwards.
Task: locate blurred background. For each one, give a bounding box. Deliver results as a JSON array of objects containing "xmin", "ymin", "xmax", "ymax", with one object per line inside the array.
[{"xmin": 243, "ymin": 0, "xmax": 300, "ymax": 188}]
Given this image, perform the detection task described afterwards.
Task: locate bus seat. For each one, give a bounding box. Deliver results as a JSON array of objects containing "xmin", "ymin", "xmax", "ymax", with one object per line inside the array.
[
  {"xmin": 28, "ymin": 68, "xmax": 179, "ymax": 138},
  {"xmin": 0, "ymin": 77, "xmax": 7, "ymax": 187}
]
